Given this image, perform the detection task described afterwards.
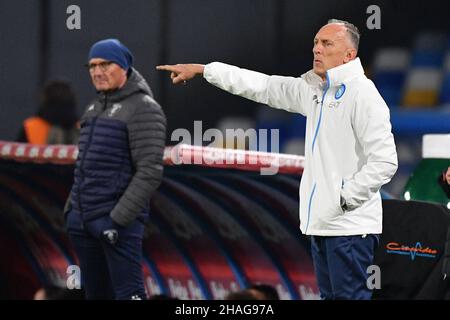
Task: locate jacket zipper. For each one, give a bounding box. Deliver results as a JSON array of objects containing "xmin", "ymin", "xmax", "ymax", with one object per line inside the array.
[
  {"xmin": 305, "ymin": 183, "xmax": 317, "ymax": 234},
  {"xmin": 77, "ymin": 93, "xmax": 108, "ymax": 228},
  {"xmin": 311, "ymin": 72, "xmax": 330, "ymax": 154},
  {"xmin": 305, "ymin": 73, "xmax": 330, "ymax": 233}
]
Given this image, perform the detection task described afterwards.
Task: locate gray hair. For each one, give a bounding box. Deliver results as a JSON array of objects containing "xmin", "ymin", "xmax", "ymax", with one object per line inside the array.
[{"xmin": 327, "ymin": 19, "xmax": 360, "ymax": 51}]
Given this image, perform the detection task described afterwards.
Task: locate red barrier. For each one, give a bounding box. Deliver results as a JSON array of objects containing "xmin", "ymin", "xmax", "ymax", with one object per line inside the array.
[{"xmin": 0, "ymin": 141, "xmax": 304, "ymax": 174}]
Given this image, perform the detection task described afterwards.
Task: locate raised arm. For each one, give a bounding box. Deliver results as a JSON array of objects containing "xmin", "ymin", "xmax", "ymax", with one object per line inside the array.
[{"xmin": 157, "ymin": 62, "xmax": 311, "ymax": 116}]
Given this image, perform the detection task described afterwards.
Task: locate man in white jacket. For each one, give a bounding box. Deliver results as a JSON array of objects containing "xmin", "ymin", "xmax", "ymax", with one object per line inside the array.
[{"xmin": 157, "ymin": 19, "xmax": 398, "ymax": 300}]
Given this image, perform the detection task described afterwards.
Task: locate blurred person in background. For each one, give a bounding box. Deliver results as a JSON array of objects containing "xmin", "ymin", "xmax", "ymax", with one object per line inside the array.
[
  {"xmin": 225, "ymin": 283, "xmax": 279, "ymax": 300},
  {"xmin": 17, "ymin": 79, "xmax": 80, "ymax": 144},
  {"xmin": 158, "ymin": 19, "xmax": 398, "ymax": 300},
  {"xmin": 224, "ymin": 290, "xmax": 259, "ymax": 300},
  {"xmin": 247, "ymin": 283, "xmax": 280, "ymax": 300},
  {"xmin": 64, "ymin": 39, "xmax": 166, "ymax": 300}
]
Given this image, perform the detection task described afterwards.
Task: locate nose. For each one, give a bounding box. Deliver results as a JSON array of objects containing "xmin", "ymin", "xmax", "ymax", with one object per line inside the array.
[
  {"xmin": 92, "ymin": 66, "xmax": 103, "ymax": 76},
  {"xmin": 313, "ymin": 43, "xmax": 322, "ymax": 55}
]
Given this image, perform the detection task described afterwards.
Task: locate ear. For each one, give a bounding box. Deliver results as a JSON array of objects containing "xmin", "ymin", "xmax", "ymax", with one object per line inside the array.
[{"xmin": 343, "ymin": 48, "xmax": 357, "ymax": 63}]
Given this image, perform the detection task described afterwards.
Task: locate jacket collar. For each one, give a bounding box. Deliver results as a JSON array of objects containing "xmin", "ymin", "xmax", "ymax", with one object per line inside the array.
[{"xmin": 301, "ymin": 57, "xmax": 365, "ymax": 88}]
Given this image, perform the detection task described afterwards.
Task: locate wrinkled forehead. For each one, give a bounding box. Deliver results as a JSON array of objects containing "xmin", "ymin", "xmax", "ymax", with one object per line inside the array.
[{"xmin": 314, "ymin": 23, "xmax": 347, "ymax": 42}]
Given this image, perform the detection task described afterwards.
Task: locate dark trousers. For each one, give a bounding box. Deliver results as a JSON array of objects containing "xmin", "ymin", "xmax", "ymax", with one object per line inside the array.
[
  {"xmin": 310, "ymin": 234, "xmax": 380, "ymax": 300},
  {"xmin": 66, "ymin": 210, "xmax": 146, "ymax": 300}
]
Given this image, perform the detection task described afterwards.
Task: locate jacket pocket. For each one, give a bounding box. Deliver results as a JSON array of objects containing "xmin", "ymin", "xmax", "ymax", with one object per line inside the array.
[
  {"xmin": 317, "ymin": 176, "xmax": 344, "ymax": 224},
  {"xmin": 329, "ymin": 176, "xmax": 345, "ymax": 219},
  {"xmin": 339, "ymin": 178, "xmax": 345, "ymax": 214}
]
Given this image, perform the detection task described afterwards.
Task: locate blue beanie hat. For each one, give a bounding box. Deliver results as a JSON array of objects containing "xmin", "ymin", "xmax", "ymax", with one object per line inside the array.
[{"xmin": 88, "ymin": 39, "xmax": 134, "ymax": 71}]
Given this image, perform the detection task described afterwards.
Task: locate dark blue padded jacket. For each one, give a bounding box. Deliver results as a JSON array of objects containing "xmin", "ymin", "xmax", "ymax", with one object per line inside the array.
[{"xmin": 65, "ymin": 68, "xmax": 166, "ymax": 227}]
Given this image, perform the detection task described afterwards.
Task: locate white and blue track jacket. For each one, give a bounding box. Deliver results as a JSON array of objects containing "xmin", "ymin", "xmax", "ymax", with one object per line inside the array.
[{"xmin": 203, "ymin": 58, "xmax": 398, "ymax": 236}]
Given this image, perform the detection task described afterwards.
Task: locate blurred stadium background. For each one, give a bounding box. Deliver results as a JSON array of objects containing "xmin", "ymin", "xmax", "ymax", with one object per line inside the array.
[
  {"xmin": 0, "ymin": 0, "xmax": 450, "ymax": 300},
  {"xmin": 1, "ymin": 0, "xmax": 449, "ymax": 197}
]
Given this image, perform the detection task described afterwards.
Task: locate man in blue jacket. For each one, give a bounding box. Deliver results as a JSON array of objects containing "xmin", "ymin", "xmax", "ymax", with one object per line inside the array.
[{"xmin": 64, "ymin": 39, "xmax": 166, "ymax": 299}]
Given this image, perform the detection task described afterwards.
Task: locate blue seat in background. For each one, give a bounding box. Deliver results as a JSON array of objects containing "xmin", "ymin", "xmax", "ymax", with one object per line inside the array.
[
  {"xmin": 280, "ymin": 115, "xmax": 307, "ymax": 154},
  {"xmin": 371, "ymin": 48, "xmax": 410, "ymax": 107},
  {"xmin": 411, "ymin": 32, "xmax": 446, "ymax": 65},
  {"xmin": 410, "ymin": 51, "xmax": 445, "ymax": 67},
  {"xmin": 287, "ymin": 115, "xmax": 307, "ymax": 139},
  {"xmin": 439, "ymin": 73, "xmax": 450, "ymax": 104},
  {"xmin": 373, "ymin": 71, "xmax": 406, "ymax": 106},
  {"xmin": 440, "ymin": 51, "xmax": 450, "ymax": 104}
]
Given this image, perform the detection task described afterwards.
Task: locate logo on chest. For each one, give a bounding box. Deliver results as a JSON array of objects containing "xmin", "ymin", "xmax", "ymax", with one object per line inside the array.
[
  {"xmin": 108, "ymin": 103, "xmax": 122, "ymax": 117},
  {"xmin": 328, "ymin": 101, "xmax": 341, "ymax": 108},
  {"xmin": 328, "ymin": 84, "xmax": 346, "ymax": 108}
]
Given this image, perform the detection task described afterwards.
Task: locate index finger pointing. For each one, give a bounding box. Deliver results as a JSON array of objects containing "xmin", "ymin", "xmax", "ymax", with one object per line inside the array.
[{"xmin": 156, "ymin": 65, "xmax": 174, "ymax": 71}]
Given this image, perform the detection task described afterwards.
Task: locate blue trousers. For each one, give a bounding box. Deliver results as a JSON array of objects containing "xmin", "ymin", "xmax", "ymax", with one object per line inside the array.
[
  {"xmin": 310, "ymin": 234, "xmax": 380, "ymax": 300},
  {"xmin": 66, "ymin": 211, "xmax": 146, "ymax": 300}
]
